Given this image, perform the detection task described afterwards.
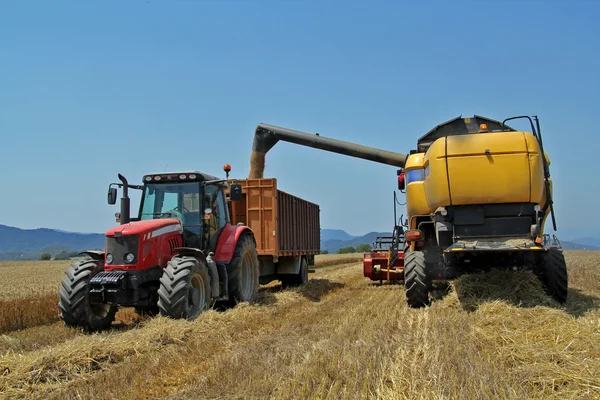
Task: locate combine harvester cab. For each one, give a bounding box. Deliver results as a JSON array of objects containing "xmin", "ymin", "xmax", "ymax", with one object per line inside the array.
[{"xmin": 58, "ymin": 166, "xmax": 320, "ymax": 332}]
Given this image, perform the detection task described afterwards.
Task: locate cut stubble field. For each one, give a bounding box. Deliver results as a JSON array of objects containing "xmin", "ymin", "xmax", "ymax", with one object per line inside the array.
[{"xmin": 0, "ymin": 251, "xmax": 599, "ymax": 399}]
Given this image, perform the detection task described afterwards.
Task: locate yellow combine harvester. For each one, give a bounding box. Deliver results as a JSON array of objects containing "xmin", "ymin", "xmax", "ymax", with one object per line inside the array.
[{"xmin": 250, "ymin": 115, "xmax": 567, "ymax": 307}]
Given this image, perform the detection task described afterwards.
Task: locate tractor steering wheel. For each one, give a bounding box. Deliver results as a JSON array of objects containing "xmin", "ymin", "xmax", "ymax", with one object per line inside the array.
[
  {"xmin": 165, "ymin": 208, "xmax": 186, "ymax": 224},
  {"xmin": 173, "ymin": 205, "xmax": 190, "ymax": 213}
]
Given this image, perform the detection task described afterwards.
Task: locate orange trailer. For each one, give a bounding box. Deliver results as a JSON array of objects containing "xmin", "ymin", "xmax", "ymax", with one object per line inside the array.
[{"xmin": 227, "ymin": 178, "xmax": 320, "ymax": 287}]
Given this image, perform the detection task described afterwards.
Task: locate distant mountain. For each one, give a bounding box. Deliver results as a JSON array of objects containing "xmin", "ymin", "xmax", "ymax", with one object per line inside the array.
[
  {"xmin": 0, "ymin": 224, "xmax": 104, "ymax": 260},
  {"xmin": 569, "ymin": 236, "xmax": 600, "ymax": 249},
  {"xmin": 561, "ymin": 241, "xmax": 600, "ymax": 251},
  {"xmin": 320, "ymin": 229, "xmax": 600, "ymax": 254},
  {"xmin": 321, "ymin": 229, "xmax": 358, "ymax": 242},
  {"xmin": 321, "ymin": 231, "xmax": 392, "ymax": 253}
]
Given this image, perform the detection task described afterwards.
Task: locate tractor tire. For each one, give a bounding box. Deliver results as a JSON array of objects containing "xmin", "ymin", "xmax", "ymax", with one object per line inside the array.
[
  {"xmin": 404, "ymin": 250, "xmax": 429, "ymax": 308},
  {"xmin": 539, "ymin": 248, "xmax": 568, "ymax": 304},
  {"xmin": 58, "ymin": 259, "xmax": 117, "ymax": 332},
  {"xmin": 281, "ymin": 256, "xmax": 309, "ymax": 289},
  {"xmin": 227, "ymin": 233, "xmax": 260, "ymax": 304},
  {"xmin": 157, "ymin": 255, "xmax": 211, "ymax": 319}
]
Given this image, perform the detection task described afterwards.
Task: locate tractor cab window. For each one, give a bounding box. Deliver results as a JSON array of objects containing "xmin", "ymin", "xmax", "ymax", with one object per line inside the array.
[
  {"xmin": 139, "ymin": 181, "xmax": 227, "ymax": 250},
  {"xmin": 140, "ymin": 182, "xmax": 200, "ymax": 223},
  {"xmin": 216, "ymin": 189, "xmax": 228, "ymax": 228}
]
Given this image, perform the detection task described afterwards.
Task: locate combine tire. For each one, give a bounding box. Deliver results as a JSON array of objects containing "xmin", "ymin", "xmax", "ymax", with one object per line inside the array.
[
  {"xmin": 58, "ymin": 259, "xmax": 117, "ymax": 332},
  {"xmin": 227, "ymin": 233, "xmax": 260, "ymax": 304},
  {"xmin": 281, "ymin": 256, "xmax": 309, "ymax": 289},
  {"xmin": 539, "ymin": 248, "xmax": 568, "ymax": 304},
  {"xmin": 158, "ymin": 256, "xmax": 211, "ymax": 319},
  {"xmin": 404, "ymin": 250, "xmax": 429, "ymax": 308}
]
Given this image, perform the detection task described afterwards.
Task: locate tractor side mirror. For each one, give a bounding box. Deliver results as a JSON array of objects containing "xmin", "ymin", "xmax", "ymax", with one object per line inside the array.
[
  {"xmin": 229, "ymin": 183, "xmax": 242, "ymax": 201},
  {"xmin": 108, "ymin": 187, "xmax": 118, "ymax": 205}
]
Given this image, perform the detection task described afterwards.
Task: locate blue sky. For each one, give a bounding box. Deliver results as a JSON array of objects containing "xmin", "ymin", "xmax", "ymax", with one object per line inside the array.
[{"xmin": 1, "ymin": 0, "xmax": 598, "ymax": 240}]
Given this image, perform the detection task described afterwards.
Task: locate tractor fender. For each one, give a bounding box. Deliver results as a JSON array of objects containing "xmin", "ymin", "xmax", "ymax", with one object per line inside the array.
[
  {"xmin": 214, "ymin": 224, "xmax": 255, "ymax": 263},
  {"xmin": 173, "ymin": 247, "xmax": 207, "ymax": 263},
  {"xmin": 79, "ymin": 250, "xmax": 105, "ymax": 262}
]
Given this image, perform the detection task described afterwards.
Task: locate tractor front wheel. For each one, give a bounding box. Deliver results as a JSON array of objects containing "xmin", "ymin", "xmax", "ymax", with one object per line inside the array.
[
  {"xmin": 158, "ymin": 256, "xmax": 211, "ymax": 319},
  {"xmin": 58, "ymin": 259, "xmax": 117, "ymax": 332},
  {"xmin": 538, "ymin": 248, "xmax": 568, "ymax": 304},
  {"xmin": 404, "ymin": 250, "xmax": 429, "ymax": 308}
]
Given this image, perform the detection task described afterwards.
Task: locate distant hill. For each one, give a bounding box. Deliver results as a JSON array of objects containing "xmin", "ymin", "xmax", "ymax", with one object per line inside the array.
[
  {"xmin": 321, "ymin": 230, "xmax": 392, "ymax": 253},
  {"xmin": 0, "ymin": 224, "xmax": 598, "ymax": 261},
  {"xmin": 320, "ymin": 229, "xmax": 358, "ymax": 242},
  {"xmin": 321, "ymin": 229, "xmax": 600, "ymax": 254},
  {"xmin": 0, "ymin": 224, "xmax": 104, "ymax": 260},
  {"xmin": 568, "ymin": 236, "xmax": 600, "ymax": 249},
  {"xmin": 561, "ymin": 241, "xmax": 600, "ymax": 251}
]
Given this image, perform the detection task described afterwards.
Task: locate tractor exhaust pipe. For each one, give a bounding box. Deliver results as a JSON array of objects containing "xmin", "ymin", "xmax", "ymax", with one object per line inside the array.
[
  {"xmin": 118, "ymin": 173, "xmax": 131, "ymax": 225},
  {"xmin": 249, "ymin": 123, "xmax": 408, "ymax": 179}
]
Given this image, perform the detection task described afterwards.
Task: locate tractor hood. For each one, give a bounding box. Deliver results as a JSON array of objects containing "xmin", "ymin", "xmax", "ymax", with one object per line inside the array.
[{"xmin": 106, "ymin": 219, "xmax": 183, "ymax": 237}]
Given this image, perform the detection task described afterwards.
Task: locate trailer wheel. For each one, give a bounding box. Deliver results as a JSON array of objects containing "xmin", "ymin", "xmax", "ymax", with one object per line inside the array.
[
  {"xmin": 281, "ymin": 256, "xmax": 308, "ymax": 289},
  {"xmin": 404, "ymin": 250, "xmax": 429, "ymax": 308},
  {"xmin": 538, "ymin": 248, "xmax": 568, "ymax": 304},
  {"xmin": 158, "ymin": 255, "xmax": 211, "ymax": 319},
  {"xmin": 228, "ymin": 233, "xmax": 260, "ymax": 304},
  {"xmin": 58, "ymin": 259, "xmax": 117, "ymax": 332}
]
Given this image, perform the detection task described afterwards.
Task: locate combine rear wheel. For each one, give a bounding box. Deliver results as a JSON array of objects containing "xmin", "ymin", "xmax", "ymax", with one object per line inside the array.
[
  {"xmin": 538, "ymin": 248, "xmax": 568, "ymax": 304},
  {"xmin": 158, "ymin": 256, "xmax": 211, "ymax": 319},
  {"xmin": 404, "ymin": 250, "xmax": 429, "ymax": 308},
  {"xmin": 58, "ymin": 259, "xmax": 117, "ymax": 332},
  {"xmin": 227, "ymin": 233, "xmax": 260, "ymax": 304}
]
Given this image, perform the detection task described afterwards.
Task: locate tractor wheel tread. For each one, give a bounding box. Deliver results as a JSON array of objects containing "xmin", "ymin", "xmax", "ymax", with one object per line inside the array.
[
  {"xmin": 58, "ymin": 259, "xmax": 117, "ymax": 331},
  {"xmin": 158, "ymin": 256, "xmax": 211, "ymax": 319},
  {"xmin": 225, "ymin": 234, "xmax": 260, "ymax": 306}
]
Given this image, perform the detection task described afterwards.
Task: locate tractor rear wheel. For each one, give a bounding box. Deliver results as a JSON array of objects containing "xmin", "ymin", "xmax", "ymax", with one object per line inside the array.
[
  {"xmin": 58, "ymin": 259, "xmax": 117, "ymax": 332},
  {"xmin": 157, "ymin": 255, "xmax": 211, "ymax": 319},
  {"xmin": 281, "ymin": 256, "xmax": 308, "ymax": 289},
  {"xmin": 538, "ymin": 248, "xmax": 568, "ymax": 304},
  {"xmin": 227, "ymin": 233, "xmax": 260, "ymax": 304},
  {"xmin": 404, "ymin": 250, "xmax": 429, "ymax": 308}
]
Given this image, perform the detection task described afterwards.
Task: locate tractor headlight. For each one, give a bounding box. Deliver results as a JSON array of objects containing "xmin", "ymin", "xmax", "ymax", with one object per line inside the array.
[
  {"xmin": 125, "ymin": 252, "xmax": 135, "ymax": 264},
  {"xmin": 106, "ymin": 253, "xmax": 114, "ymax": 264}
]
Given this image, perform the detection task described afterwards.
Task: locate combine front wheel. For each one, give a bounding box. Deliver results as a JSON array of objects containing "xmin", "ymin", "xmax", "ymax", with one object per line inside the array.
[
  {"xmin": 539, "ymin": 248, "xmax": 568, "ymax": 304},
  {"xmin": 404, "ymin": 250, "xmax": 429, "ymax": 308},
  {"xmin": 58, "ymin": 259, "xmax": 117, "ymax": 332},
  {"xmin": 158, "ymin": 256, "xmax": 211, "ymax": 319}
]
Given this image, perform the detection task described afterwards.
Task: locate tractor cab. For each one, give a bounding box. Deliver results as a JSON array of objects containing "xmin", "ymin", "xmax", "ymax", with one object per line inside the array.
[
  {"xmin": 138, "ymin": 172, "xmax": 227, "ymax": 251},
  {"xmin": 108, "ymin": 169, "xmax": 243, "ymax": 254}
]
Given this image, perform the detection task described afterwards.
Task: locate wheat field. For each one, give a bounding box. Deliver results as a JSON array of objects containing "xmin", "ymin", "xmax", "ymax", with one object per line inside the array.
[{"xmin": 0, "ymin": 251, "xmax": 598, "ymax": 399}]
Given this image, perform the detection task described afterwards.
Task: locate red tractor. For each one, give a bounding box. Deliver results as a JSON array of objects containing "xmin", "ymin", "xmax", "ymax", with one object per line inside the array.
[{"xmin": 58, "ymin": 166, "xmax": 261, "ymax": 331}]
